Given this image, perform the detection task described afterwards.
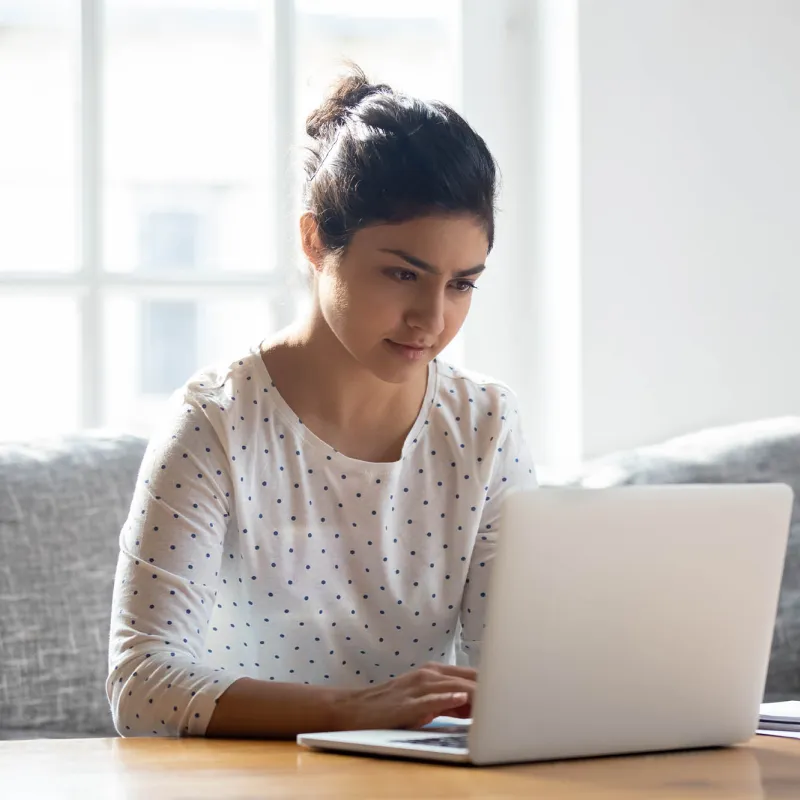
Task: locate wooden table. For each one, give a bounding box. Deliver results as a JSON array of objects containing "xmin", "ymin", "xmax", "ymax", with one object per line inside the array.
[{"xmin": 1, "ymin": 734, "xmax": 799, "ymax": 799}]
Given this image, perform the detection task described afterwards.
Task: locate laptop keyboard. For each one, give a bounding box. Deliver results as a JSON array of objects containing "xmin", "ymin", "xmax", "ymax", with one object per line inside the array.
[{"xmin": 395, "ymin": 733, "xmax": 469, "ymax": 749}]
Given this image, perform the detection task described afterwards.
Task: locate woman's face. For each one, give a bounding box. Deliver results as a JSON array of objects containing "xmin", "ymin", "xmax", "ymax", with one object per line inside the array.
[{"xmin": 309, "ymin": 214, "xmax": 489, "ymax": 383}]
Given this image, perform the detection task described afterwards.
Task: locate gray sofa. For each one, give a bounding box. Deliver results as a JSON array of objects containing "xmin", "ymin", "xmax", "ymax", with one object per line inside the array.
[
  {"xmin": 0, "ymin": 433, "xmax": 147, "ymax": 740},
  {"xmin": 1, "ymin": 419, "xmax": 798, "ymax": 739}
]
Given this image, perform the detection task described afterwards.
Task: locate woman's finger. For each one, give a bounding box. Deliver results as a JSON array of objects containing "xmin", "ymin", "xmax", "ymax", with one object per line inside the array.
[
  {"xmin": 423, "ymin": 663, "xmax": 478, "ymax": 680},
  {"xmin": 414, "ymin": 675, "xmax": 476, "ymax": 697},
  {"xmin": 410, "ymin": 691, "xmax": 471, "ymax": 724}
]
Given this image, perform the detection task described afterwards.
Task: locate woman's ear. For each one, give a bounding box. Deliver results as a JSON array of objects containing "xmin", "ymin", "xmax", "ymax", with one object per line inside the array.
[{"xmin": 300, "ymin": 213, "xmax": 325, "ymax": 273}]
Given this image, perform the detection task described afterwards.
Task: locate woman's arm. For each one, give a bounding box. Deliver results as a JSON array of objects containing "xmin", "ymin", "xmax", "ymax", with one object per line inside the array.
[
  {"xmin": 206, "ymin": 665, "xmax": 478, "ymax": 738},
  {"xmin": 107, "ymin": 391, "xmax": 240, "ymax": 737},
  {"xmin": 205, "ymin": 677, "xmax": 348, "ymax": 738},
  {"xmin": 459, "ymin": 390, "xmax": 538, "ymax": 667}
]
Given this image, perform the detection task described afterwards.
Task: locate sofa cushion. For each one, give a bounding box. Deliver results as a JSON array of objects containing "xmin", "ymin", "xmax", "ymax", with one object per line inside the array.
[
  {"xmin": 0, "ymin": 729, "xmax": 107, "ymax": 741},
  {"xmin": 552, "ymin": 417, "xmax": 800, "ymax": 701},
  {"xmin": 0, "ymin": 433, "xmax": 147, "ymax": 736}
]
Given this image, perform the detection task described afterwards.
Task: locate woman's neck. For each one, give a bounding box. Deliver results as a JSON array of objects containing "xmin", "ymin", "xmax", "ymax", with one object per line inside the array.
[{"xmin": 260, "ymin": 312, "xmax": 428, "ymax": 460}]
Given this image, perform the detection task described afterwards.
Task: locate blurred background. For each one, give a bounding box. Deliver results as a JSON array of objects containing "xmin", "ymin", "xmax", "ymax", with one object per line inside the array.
[{"xmin": 1, "ymin": 0, "xmax": 799, "ymax": 469}]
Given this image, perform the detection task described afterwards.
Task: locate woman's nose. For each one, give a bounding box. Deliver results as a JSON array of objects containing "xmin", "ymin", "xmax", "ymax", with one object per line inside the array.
[{"xmin": 406, "ymin": 290, "xmax": 446, "ymax": 337}]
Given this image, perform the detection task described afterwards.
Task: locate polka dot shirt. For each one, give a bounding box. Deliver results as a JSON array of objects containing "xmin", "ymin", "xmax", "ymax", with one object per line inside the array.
[{"xmin": 106, "ymin": 348, "xmax": 537, "ymax": 737}]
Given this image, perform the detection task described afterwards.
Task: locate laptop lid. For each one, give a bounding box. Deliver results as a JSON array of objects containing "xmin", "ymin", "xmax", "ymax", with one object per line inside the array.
[{"xmin": 468, "ymin": 484, "xmax": 793, "ymax": 765}]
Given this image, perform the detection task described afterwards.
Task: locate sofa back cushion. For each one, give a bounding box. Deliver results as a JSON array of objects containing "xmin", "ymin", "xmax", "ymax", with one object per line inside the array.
[{"xmin": 0, "ymin": 433, "xmax": 146, "ymax": 735}]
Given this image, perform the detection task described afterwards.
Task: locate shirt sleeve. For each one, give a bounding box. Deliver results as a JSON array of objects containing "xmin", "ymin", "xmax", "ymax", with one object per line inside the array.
[
  {"xmin": 458, "ymin": 389, "xmax": 538, "ymax": 667},
  {"xmin": 106, "ymin": 389, "xmax": 244, "ymax": 737}
]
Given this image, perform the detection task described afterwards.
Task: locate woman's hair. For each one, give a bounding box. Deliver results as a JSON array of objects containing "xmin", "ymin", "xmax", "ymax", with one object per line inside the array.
[{"xmin": 302, "ymin": 65, "xmax": 498, "ymax": 255}]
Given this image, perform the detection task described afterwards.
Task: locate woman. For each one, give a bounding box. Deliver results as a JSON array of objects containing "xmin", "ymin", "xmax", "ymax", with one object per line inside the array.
[{"xmin": 107, "ymin": 67, "xmax": 537, "ymax": 739}]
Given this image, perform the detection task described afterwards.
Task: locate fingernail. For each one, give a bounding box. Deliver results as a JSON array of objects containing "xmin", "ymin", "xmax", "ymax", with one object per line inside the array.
[{"xmin": 451, "ymin": 692, "xmax": 468, "ymax": 702}]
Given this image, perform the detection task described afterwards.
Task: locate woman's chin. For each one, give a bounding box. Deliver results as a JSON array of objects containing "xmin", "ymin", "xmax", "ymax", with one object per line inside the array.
[
  {"xmin": 364, "ymin": 350, "xmax": 431, "ymax": 384},
  {"xmin": 371, "ymin": 360, "xmax": 426, "ymax": 385}
]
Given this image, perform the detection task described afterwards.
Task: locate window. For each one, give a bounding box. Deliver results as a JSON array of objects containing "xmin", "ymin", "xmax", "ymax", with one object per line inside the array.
[
  {"xmin": 139, "ymin": 210, "xmax": 203, "ymax": 273},
  {"xmin": 0, "ymin": 0, "xmax": 78, "ymax": 274},
  {"xmin": 139, "ymin": 300, "xmax": 198, "ymax": 395},
  {"xmin": 1, "ymin": 0, "xmax": 513, "ymax": 440},
  {"xmin": 137, "ymin": 207, "xmax": 203, "ymax": 398}
]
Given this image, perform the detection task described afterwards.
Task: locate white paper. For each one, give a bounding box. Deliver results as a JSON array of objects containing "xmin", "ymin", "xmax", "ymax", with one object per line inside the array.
[
  {"xmin": 760, "ymin": 700, "xmax": 800, "ymax": 721},
  {"xmin": 757, "ymin": 729, "xmax": 800, "ymax": 740},
  {"xmin": 759, "ymin": 700, "xmax": 800, "ymax": 731}
]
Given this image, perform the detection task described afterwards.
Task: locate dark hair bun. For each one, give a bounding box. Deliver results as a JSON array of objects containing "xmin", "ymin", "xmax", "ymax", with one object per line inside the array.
[
  {"xmin": 305, "ymin": 65, "xmax": 391, "ymax": 140},
  {"xmin": 302, "ymin": 62, "xmax": 497, "ymax": 255}
]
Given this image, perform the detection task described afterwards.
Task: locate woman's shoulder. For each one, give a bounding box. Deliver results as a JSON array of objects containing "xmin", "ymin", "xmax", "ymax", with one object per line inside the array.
[
  {"xmin": 432, "ymin": 357, "xmax": 519, "ymax": 413},
  {"xmin": 152, "ymin": 347, "xmax": 269, "ymax": 443},
  {"xmin": 178, "ymin": 346, "xmax": 266, "ymax": 406},
  {"xmin": 429, "ymin": 357, "xmax": 525, "ymax": 448}
]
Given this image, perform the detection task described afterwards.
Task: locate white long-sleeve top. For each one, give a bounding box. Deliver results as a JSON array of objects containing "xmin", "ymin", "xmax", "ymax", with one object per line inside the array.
[{"xmin": 106, "ymin": 348, "xmax": 537, "ymax": 737}]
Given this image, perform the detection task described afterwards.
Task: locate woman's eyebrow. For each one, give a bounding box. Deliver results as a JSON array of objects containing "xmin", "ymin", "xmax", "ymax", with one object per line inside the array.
[{"xmin": 378, "ymin": 248, "xmax": 486, "ymax": 278}]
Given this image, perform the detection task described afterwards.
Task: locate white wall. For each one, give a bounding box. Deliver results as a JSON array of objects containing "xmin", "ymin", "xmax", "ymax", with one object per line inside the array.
[
  {"xmin": 579, "ymin": 0, "xmax": 800, "ymax": 458},
  {"xmin": 457, "ymin": 0, "xmax": 540, "ymax": 416},
  {"xmin": 457, "ymin": 0, "xmax": 582, "ymax": 471}
]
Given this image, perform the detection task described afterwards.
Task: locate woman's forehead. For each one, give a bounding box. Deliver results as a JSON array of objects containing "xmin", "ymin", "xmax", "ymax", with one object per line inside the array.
[{"xmin": 350, "ymin": 215, "xmax": 489, "ymax": 262}]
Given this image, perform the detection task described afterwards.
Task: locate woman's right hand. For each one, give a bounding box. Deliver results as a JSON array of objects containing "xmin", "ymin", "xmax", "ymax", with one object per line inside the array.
[{"xmin": 335, "ymin": 662, "xmax": 477, "ymax": 731}]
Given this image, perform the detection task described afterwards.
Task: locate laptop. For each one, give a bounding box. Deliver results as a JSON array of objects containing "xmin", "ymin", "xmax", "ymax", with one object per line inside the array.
[{"xmin": 297, "ymin": 484, "xmax": 794, "ymax": 766}]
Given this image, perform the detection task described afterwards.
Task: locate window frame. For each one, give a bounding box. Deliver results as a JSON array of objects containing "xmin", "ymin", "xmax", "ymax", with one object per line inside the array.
[{"xmin": 0, "ymin": 0, "xmax": 295, "ymax": 429}]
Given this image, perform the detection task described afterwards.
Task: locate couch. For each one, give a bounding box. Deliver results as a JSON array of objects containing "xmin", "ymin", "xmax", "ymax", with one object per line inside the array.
[
  {"xmin": 1, "ymin": 419, "xmax": 798, "ymax": 739},
  {"xmin": 0, "ymin": 433, "xmax": 147, "ymax": 739}
]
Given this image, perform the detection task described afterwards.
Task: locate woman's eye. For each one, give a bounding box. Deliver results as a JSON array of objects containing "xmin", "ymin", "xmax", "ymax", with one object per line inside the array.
[
  {"xmin": 452, "ymin": 280, "xmax": 477, "ymax": 293},
  {"xmin": 389, "ymin": 269, "xmax": 417, "ymax": 282}
]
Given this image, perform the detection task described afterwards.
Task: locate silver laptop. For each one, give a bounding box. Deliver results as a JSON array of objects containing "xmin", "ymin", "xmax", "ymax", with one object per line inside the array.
[{"xmin": 298, "ymin": 484, "xmax": 793, "ymax": 765}]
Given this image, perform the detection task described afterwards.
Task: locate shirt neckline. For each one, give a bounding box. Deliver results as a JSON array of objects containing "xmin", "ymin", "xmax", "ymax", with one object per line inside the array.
[{"xmin": 248, "ymin": 347, "xmax": 438, "ymax": 475}]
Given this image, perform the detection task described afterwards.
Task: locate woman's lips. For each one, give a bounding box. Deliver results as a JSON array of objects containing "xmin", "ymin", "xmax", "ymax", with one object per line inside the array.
[{"xmin": 385, "ymin": 340, "xmax": 430, "ymax": 361}]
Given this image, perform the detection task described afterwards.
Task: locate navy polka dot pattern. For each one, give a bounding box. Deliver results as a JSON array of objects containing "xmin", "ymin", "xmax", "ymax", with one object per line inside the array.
[{"xmin": 106, "ymin": 349, "xmax": 537, "ymax": 737}]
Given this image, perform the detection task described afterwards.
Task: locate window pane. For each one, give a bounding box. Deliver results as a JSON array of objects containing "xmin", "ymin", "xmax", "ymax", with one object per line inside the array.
[
  {"xmin": 139, "ymin": 300, "xmax": 199, "ymax": 394},
  {"xmin": 0, "ymin": 1, "xmax": 78, "ymax": 272},
  {"xmin": 0, "ymin": 295, "xmax": 80, "ymax": 437},
  {"xmin": 139, "ymin": 212, "xmax": 201, "ymax": 272},
  {"xmin": 102, "ymin": 292, "xmax": 278, "ymax": 436},
  {"xmin": 103, "ymin": 1, "xmax": 275, "ymax": 274}
]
